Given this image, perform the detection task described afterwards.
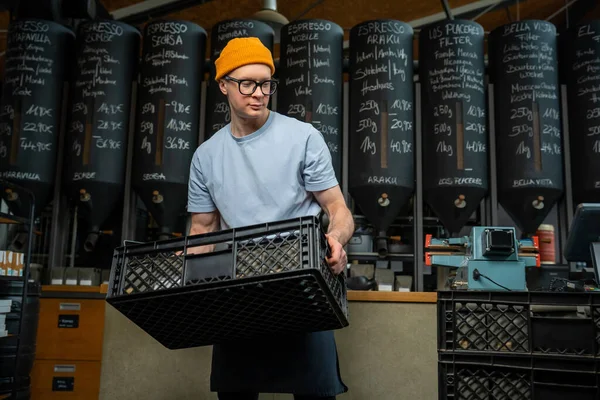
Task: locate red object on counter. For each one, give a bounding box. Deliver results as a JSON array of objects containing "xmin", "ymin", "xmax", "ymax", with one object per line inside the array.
[{"xmin": 536, "ymin": 224, "xmax": 555, "ymax": 264}]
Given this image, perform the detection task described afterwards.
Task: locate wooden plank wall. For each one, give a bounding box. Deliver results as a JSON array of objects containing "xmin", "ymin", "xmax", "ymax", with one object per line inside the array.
[
  {"xmin": 97, "ymin": 0, "xmax": 598, "ymax": 59},
  {"xmin": 0, "ymin": 0, "xmax": 598, "ymax": 73},
  {"xmin": 0, "ymin": 1, "xmax": 599, "ymax": 56}
]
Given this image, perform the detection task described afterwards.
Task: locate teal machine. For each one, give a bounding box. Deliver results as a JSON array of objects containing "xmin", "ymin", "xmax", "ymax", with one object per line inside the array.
[{"xmin": 425, "ymin": 226, "xmax": 540, "ymax": 291}]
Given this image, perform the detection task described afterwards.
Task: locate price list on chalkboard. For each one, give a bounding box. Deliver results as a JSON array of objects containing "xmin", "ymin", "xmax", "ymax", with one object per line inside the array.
[
  {"xmin": 67, "ymin": 21, "xmax": 140, "ymax": 185},
  {"xmin": 489, "ymin": 21, "xmax": 563, "ymax": 192},
  {"xmin": 133, "ymin": 21, "xmax": 206, "ymax": 185},
  {"xmin": 0, "ymin": 20, "xmax": 73, "ymax": 188},
  {"xmin": 565, "ymin": 21, "xmax": 600, "ymax": 200},
  {"xmin": 278, "ymin": 20, "xmax": 344, "ymax": 182},
  {"xmin": 348, "ymin": 20, "xmax": 414, "ymax": 190},
  {"xmin": 420, "ymin": 20, "xmax": 487, "ymax": 192},
  {"xmin": 204, "ymin": 20, "xmax": 274, "ymax": 140}
]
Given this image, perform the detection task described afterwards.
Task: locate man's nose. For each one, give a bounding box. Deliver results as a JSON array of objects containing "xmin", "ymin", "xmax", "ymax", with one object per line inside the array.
[{"xmin": 252, "ymin": 88, "xmax": 264, "ymax": 99}]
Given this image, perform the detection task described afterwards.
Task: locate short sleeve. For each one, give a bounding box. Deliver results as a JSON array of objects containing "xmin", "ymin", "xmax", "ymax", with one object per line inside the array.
[
  {"xmin": 187, "ymin": 150, "xmax": 217, "ymax": 213},
  {"xmin": 303, "ymin": 127, "xmax": 339, "ymax": 192}
]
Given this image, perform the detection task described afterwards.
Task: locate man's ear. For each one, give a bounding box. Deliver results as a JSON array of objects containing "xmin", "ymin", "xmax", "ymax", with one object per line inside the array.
[{"xmin": 219, "ymin": 79, "xmax": 227, "ymax": 96}]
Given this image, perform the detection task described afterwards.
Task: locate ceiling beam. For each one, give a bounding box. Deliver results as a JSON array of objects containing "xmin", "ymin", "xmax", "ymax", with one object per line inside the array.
[
  {"xmin": 409, "ymin": 0, "xmax": 518, "ymax": 28},
  {"xmin": 552, "ymin": 0, "xmax": 598, "ymax": 31},
  {"xmin": 111, "ymin": 0, "xmax": 215, "ymax": 24},
  {"xmin": 342, "ymin": 0, "xmax": 521, "ymax": 48}
]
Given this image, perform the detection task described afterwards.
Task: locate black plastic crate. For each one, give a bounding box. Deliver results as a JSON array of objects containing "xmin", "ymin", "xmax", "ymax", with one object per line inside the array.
[
  {"xmin": 439, "ymin": 352, "xmax": 600, "ymax": 399},
  {"xmin": 438, "ymin": 291, "xmax": 600, "ymax": 358},
  {"xmin": 106, "ymin": 215, "xmax": 349, "ymax": 349}
]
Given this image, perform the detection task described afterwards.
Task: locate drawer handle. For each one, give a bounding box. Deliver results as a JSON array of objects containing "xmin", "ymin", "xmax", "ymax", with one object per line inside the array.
[
  {"xmin": 59, "ymin": 303, "xmax": 81, "ymax": 311},
  {"xmin": 54, "ymin": 365, "xmax": 76, "ymax": 373}
]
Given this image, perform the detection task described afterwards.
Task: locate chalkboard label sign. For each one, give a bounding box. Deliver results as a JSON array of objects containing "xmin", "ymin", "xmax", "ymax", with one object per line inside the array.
[
  {"xmin": 489, "ymin": 20, "xmax": 563, "ymax": 192},
  {"xmin": 65, "ymin": 20, "xmax": 140, "ymax": 187},
  {"xmin": 348, "ymin": 19, "xmax": 414, "ymax": 192},
  {"xmin": 58, "ymin": 314, "xmax": 79, "ymax": 328},
  {"xmin": 278, "ymin": 19, "xmax": 344, "ymax": 183},
  {"xmin": 132, "ymin": 20, "xmax": 206, "ymax": 186},
  {"xmin": 204, "ymin": 19, "xmax": 274, "ymax": 140},
  {"xmin": 0, "ymin": 19, "xmax": 74, "ymax": 210},
  {"xmin": 52, "ymin": 377, "xmax": 75, "ymax": 391},
  {"xmin": 347, "ymin": 20, "xmax": 415, "ymax": 232},
  {"xmin": 565, "ymin": 21, "xmax": 600, "ymax": 201},
  {"xmin": 420, "ymin": 20, "xmax": 487, "ymax": 192}
]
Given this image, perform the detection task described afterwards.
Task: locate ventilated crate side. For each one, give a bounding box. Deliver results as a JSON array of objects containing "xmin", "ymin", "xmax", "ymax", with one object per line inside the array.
[
  {"xmin": 595, "ymin": 308, "xmax": 600, "ymax": 357},
  {"xmin": 437, "ymin": 291, "xmax": 600, "ymax": 358},
  {"xmin": 439, "ymin": 353, "xmax": 600, "ymax": 400},
  {"xmin": 440, "ymin": 362, "xmax": 531, "ymax": 400},
  {"xmin": 106, "ymin": 216, "xmax": 349, "ymax": 349},
  {"xmin": 108, "ymin": 217, "xmax": 335, "ymax": 296},
  {"xmin": 108, "ymin": 270, "xmax": 348, "ymax": 349},
  {"xmin": 444, "ymin": 301, "xmax": 530, "ymax": 353}
]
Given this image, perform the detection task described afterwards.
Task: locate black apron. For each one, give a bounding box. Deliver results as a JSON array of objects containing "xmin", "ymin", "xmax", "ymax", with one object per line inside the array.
[{"xmin": 210, "ymin": 330, "xmax": 348, "ymax": 396}]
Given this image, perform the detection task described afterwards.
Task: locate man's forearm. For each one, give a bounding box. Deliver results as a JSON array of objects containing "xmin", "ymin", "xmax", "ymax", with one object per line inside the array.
[
  {"xmin": 326, "ymin": 204, "xmax": 355, "ymax": 246},
  {"xmin": 187, "ymin": 225, "xmax": 216, "ymax": 254},
  {"xmin": 186, "ymin": 212, "xmax": 220, "ymax": 254}
]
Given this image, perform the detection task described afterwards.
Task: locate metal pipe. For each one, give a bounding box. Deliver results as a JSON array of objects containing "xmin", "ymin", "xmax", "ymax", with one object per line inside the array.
[
  {"xmin": 84, "ymin": 232, "xmax": 99, "ymax": 252},
  {"xmin": 11, "ymin": 231, "xmax": 29, "ymax": 252},
  {"xmin": 112, "ymin": 0, "xmax": 214, "ymax": 22},
  {"xmin": 342, "ymin": 0, "xmax": 510, "ymax": 49},
  {"xmin": 441, "ymin": 0, "xmax": 454, "ymax": 19},
  {"xmin": 414, "ymin": 82, "xmax": 425, "ymax": 291},
  {"xmin": 291, "ymin": 0, "xmax": 324, "ymax": 21},
  {"xmin": 376, "ymin": 232, "xmax": 388, "ymax": 257},
  {"xmin": 545, "ymin": 0, "xmax": 579, "ymax": 21},
  {"xmin": 70, "ymin": 207, "xmax": 77, "ymax": 266},
  {"xmin": 263, "ymin": 0, "xmax": 278, "ymax": 11},
  {"xmin": 472, "ymin": 2, "xmax": 505, "ymax": 21}
]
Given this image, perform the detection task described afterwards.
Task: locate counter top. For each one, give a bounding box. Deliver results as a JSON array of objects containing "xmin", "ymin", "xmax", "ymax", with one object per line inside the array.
[
  {"xmin": 39, "ymin": 285, "xmax": 437, "ymax": 303},
  {"xmin": 40, "ymin": 283, "xmax": 108, "ymax": 299},
  {"xmin": 347, "ymin": 291, "xmax": 437, "ymax": 303}
]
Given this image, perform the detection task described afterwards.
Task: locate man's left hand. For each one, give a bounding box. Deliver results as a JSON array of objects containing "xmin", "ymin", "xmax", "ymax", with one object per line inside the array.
[{"xmin": 325, "ymin": 234, "xmax": 347, "ymax": 275}]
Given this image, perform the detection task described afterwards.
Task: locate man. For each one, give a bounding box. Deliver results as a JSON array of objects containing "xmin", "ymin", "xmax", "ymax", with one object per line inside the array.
[{"xmin": 186, "ymin": 37, "xmax": 355, "ymax": 399}]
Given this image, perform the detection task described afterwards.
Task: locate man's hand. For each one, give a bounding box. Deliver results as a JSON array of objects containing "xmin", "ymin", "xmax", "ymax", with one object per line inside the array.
[{"xmin": 325, "ymin": 234, "xmax": 347, "ymax": 275}]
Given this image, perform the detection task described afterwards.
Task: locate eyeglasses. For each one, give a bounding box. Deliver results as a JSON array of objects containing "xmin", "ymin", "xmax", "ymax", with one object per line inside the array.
[{"xmin": 224, "ymin": 76, "xmax": 278, "ymax": 96}]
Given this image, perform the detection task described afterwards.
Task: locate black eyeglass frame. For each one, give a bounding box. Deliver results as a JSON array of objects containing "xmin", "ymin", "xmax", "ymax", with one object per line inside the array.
[{"xmin": 224, "ymin": 76, "xmax": 279, "ymax": 96}]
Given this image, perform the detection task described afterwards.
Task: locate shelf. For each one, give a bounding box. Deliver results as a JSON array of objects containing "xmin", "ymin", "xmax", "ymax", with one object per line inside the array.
[
  {"xmin": 42, "ymin": 284, "xmax": 105, "ymax": 293},
  {"xmin": 0, "ymin": 179, "xmax": 33, "ymax": 400},
  {"xmin": 352, "ymin": 214, "xmax": 478, "ymax": 227},
  {"xmin": 40, "ymin": 284, "xmax": 109, "ymax": 299},
  {"xmin": 347, "ymin": 290, "xmax": 437, "ymax": 303},
  {"xmin": 0, "ymin": 334, "xmax": 16, "ymax": 339},
  {"xmin": 0, "ymin": 211, "xmax": 30, "ymax": 225},
  {"xmin": 348, "ymin": 252, "xmax": 415, "ymax": 262},
  {"xmin": 0, "ymin": 276, "xmax": 25, "ymax": 281}
]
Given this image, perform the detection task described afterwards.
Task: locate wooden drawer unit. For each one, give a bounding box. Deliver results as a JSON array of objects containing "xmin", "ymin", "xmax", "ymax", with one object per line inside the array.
[
  {"xmin": 31, "ymin": 360, "xmax": 101, "ymax": 399},
  {"xmin": 36, "ymin": 297, "xmax": 105, "ymax": 361}
]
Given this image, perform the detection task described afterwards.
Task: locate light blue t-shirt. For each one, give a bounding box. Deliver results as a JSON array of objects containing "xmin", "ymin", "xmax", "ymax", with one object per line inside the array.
[{"xmin": 187, "ymin": 110, "xmax": 338, "ymax": 230}]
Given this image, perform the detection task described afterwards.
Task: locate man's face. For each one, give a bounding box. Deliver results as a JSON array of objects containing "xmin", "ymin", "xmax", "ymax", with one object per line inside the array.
[{"xmin": 219, "ymin": 64, "xmax": 272, "ymax": 120}]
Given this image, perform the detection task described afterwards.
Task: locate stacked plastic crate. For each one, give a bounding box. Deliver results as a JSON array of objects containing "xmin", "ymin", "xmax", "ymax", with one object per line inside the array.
[
  {"xmin": 106, "ymin": 216, "xmax": 349, "ymax": 349},
  {"xmin": 437, "ymin": 291, "xmax": 600, "ymax": 400}
]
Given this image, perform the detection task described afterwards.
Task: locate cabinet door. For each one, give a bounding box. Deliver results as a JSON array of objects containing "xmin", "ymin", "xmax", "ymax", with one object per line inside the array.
[
  {"xmin": 36, "ymin": 298, "xmax": 105, "ymax": 361},
  {"xmin": 31, "ymin": 360, "xmax": 101, "ymax": 399}
]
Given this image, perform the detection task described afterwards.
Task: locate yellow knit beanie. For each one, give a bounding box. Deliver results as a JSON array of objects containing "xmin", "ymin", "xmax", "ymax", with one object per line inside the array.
[{"xmin": 214, "ymin": 37, "xmax": 275, "ymax": 82}]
